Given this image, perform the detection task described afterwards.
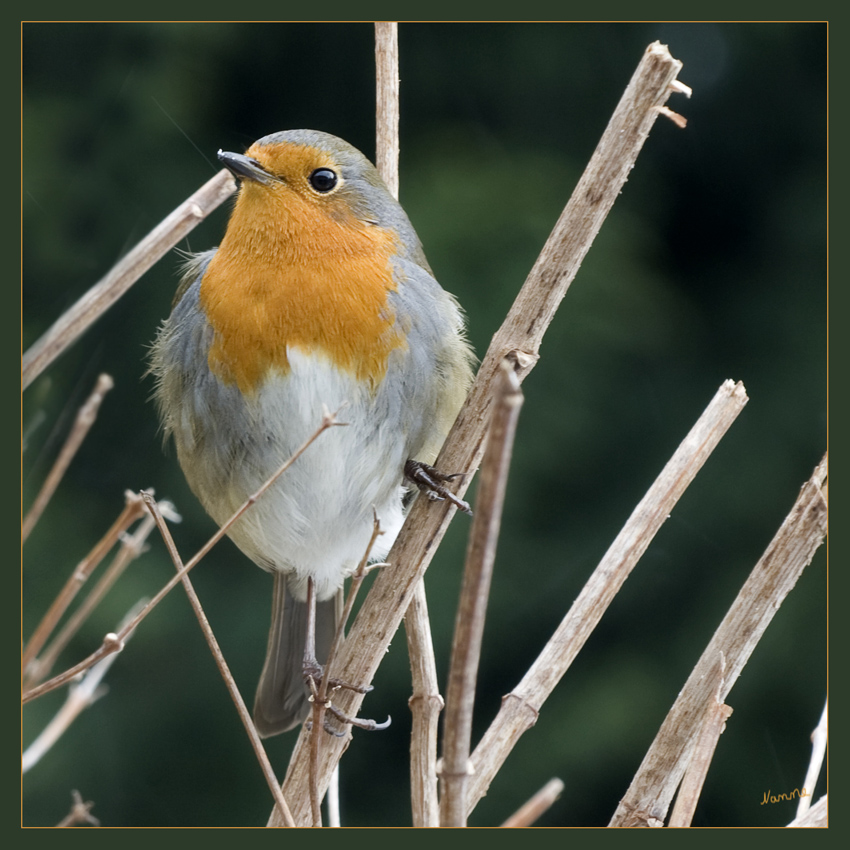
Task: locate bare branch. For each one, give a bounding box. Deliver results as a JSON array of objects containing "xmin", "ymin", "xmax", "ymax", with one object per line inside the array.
[
  {"xmin": 500, "ymin": 778, "xmax": 565, "ymax": 828},
  {"xmin": 21, "ymin": 490, "xmax": 147, "ymax": 682},
  {"xmin": 22, "ymin": 602, "xmax": 143, "ymax": 773},
  {"xmin": 788, "ymin": 795, "xmax": 827, "ymax": 828},
  {"xmin": 375, "ymin": 21, "xmax": 444, "ymax": 827},
  {"xmin": 22, "ymin": 373, "xmax": 114, "ymax": 541},
  {"xmin": 440, "ymin": 362, "xmax": 524, "ymax": 827},
  {"xmin": 145, "ymin": 496, "xmax": 296, "ymax": 828},
  {"xmin": 796, "ymin": 698, "xmax": 827, "ymax": 820},
  {"xmin": 405, "ymin": 583, "xmax": 443, "ymax": 828},
  {"xmin": 667, "ymin": 656, "xmax": 733, "ymax": 827},
  {"xmin": 22, "ymin": 634, "xmax": 126, "ymax": 705},
  {"xmin": 271, "ymin": 40, "xmax": 690, "ymax": 827},
  {"xmin": 25, "ymin": 507, "xmax": 163, "ymax": 689},
  {"xmin": 609, "ymin": 454, "xmax": 828, "ymax": 827},
  {"xmin": 327, "ymin": 766, "xmax": 341, "ymax": 828},
  {"xmin": 22, "ymin": 169, "xmax": 236, "ymax": 389},
  {"xmin": 56, "ymin": 791, "xmax": 100, "ymax": 828},
  {"xmin": 467, "ymin": 379, "xmax": 748, "ymax": 815},
  {"xmin": 375, "ymin": 22, "xmax": 399, "ymax": 200}
]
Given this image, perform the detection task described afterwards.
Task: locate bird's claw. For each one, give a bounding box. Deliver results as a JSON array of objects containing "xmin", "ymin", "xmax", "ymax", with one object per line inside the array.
[{"xmin": 404, "ymin": 459, "xmax": 473, "ymax": 515}]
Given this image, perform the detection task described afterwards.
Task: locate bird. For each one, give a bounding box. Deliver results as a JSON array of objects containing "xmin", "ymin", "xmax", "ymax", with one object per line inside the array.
[{"xmin": 149, "ymin": 129, "xmax": 475, "ymax": 737}]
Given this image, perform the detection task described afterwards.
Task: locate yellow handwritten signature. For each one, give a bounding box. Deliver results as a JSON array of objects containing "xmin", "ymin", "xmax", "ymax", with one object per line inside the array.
[{"xmin": 761, "ymin": 788, "xmax": 811, "ymax": 805}]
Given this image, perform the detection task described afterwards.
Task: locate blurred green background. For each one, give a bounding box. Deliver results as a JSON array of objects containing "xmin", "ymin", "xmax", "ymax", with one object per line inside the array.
[{"xmin": 22, "ymin": 22, "xmax": 826, "ymax": 827}]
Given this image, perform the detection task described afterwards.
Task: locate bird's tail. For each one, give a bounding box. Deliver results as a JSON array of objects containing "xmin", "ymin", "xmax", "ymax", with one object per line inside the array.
[{"xmin": 253, "ymin": 572, "xmax": 337, "ymax": 737}]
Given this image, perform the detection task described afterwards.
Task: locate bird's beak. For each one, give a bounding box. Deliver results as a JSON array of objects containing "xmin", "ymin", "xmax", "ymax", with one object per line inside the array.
[{"xmin": 218, "ymin": 150, "xmax": 277, "ymax": 186}]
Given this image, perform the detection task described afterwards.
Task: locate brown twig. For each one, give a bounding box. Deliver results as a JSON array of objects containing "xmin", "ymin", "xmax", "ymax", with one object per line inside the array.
[
  {"xmin": 56, "ymin": 791, "xmax": 100, "ymax": 828},
  {"xmin": 405, "ymin": 583, "xmax": 444, "ymax": 827},
  {"xmin": 21, "ymin": 490, "xmax": 148, "ymax": 683},
  {"xmin": 22, "ymin": 602, "xmax": 144, "ymax": 773},
  {"xmin": 22, "ymin": 408, "xmax": 344, "ymax": 706},
  {"xmin": 21, "ymin": 634, "xmax": 126, "ymax": 705},
  {"xmin": 326, "ymin": 512, "xmax": 385, "ymax": 671},
  {"xmin": 466, "ymin": 379, "xmax": 748, "ymax": 816},
  {"xmin": 609, "ymin": 453, "xmax": 828, "ymax": 827},
  {"xmin": 667, "ymin": 656, "xmax": 733, "ymax": 827},
  {"xmin": 304, "ymin": 514, "xmax": 387, "ymax": 826},
  {"xmin": 24, "ymin": 508, "xmax": 163, "ymax": 689},
  {"xmin": 22, "ymin": 373, "xmax": 114, "ymax": 541},
  {"xmin": 500, "ymin": 778, "xmax": 565, "ymax": 828},
  {"xmin": 440, "ymin": 361, "xmax": 524, "ymax": 827},
  {"xmin": 271, "ymin": 41, "xmax": 690, "ymax": 827},
  {"xmin": 22, "ymin": 169, "xmax": 236, "ymax": 390},
  {"xmin": 145, "ymin": 496, "xmax": 296, "ymax": 828}
]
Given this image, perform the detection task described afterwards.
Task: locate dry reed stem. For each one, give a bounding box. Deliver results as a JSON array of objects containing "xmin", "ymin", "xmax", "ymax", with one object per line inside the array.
[
  {"xmin": 609, "ymin": 453, "xmax": 828, "ymax": 827},
  {"xmin": 326, "ymin": 767, "xmax": 340, "ymax": 828},
  {"xmin": 324, "ymin": 512, "xmax": 384, "ymax": 676},
  {"xmin": 375, "ymin": 21, "xmax": 444, "ymax": 826},
  {"xmin": 405, "ymin": 583, "xmax": 444, "ymax": 827},
  {"xmin": 305, "ymin": 578, "xmax": 325, "ymax": 827},
  {"xmin": 374, "ymin": 24, "xmax": 444, "ymax": 826},
  {"xmin": 440, "ymin": 362, "xmax": 524, "ymax": 827},
  {"xmin": 22, "ymin": 373, "xmax": 114, "ymax": 542},
  {"xmin": 56, "ymin": 791, "xmax": 99, "ymax": 828},
  {"xmin": 22, "ymin": 602, "xmax": 143, "ymax": 773},
  {"xmin": 375, "ymin": 22, "xmax": 399, "ymax": 200},
  {"xmin": 21, "ymin": 491, "xmax": 147, "ymax": 682},
  {"xmin": 500, "ymin": 778, "xmax": 565, "ymax": 828},
  {"xmin": 796, "ymin": 698, "xmax": 827, "ymax": 820},
  {"xmin": 22, "ymin": 633, "xmax": 126, "ymax": 705},
  {"xmin": 145, "ymin": 496, "xmax": 295, "ymax": 828},
  {"xmin": 22, "ymin": 169, "xmax": 236, "ymax": 390},
  {"xmin": 788, "ymin": 795, "xmax": 827, "ymax": 828},
  {"xmin": 303, "ymin": 515, "xmax": 386, "ymax": 826},
  {"xmin": 271, "ymin": 40, "xmax": 689, "ymax": 827},
  {"xmin": 667, "ymin": 658, "xmax": 733, "ymax": 827},
  {"xmin": 25, "ymin": 509, "xmax": 161, "ymax": 689},
  {"xmin": 466, "ymin": 379, "xmax": 748, "ymax": 815}
]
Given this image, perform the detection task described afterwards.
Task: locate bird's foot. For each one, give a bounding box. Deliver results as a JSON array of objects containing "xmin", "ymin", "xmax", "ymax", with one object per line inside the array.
[
  {"xmin": 303, "ymin": 659, "xmax": 389, "ymax": 733},
  {"xmin": 404, "ymin": 459, "xmax": 473, "ymax": 514}
]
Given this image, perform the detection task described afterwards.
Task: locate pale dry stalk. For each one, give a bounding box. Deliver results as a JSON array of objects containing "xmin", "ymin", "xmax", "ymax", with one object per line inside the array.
[
  {"xmin": 271, "ymin": 41, "xmax": 690, "ymax": 827},
  {"xmin": 788, "ymin": 794, "xmax": 827, "ymax": 828},
  {"xmin": 466, "ymin": 379, "xmax": 749, "ymax": 815},
  {"xmin": 609, "ymin": 454, "xmax": 828, "ymax": 827},
  {"xmin": 23, "ymin": 602, "xmax": 144, "ymax": 773},
  {"xmin": 405, "ymin": 583, "xmax": 444, "ymax": 827},
  {"xmin": 145, "ymin": 496, "xmax": 296, "ymax": 828},
  {"xmin": 375, "ymin": 22, "xmax": 400, "ymax": 200},
  {"xmin": 21, "ymin": 490, "xmax": 148, "ymax": 682},
  {"xmin": 374, "ymin": 21, "xmax": 445, "ymax": 827},
  {"xmin": 55, "ymin": 791, "xmax": 99, "ymax": 828},
  {"xmin": 22, "ymin": 373, "xmax": 114, "ymax": 541},
  {"xmin": 439, "ymin": 362, "xmax": 524, "ymax": 827},
  {"xmin": 500, "ymin": 778, "xmax": 565, "ymax": 828},
  {"xmin": 796, "ymin": 697, "xmax": 828, "ymax": 820},
  {"xmin": 667, "ymin": 657, "xmax": 733, "ymax": 827},
  {"xmin": 25, "ymin": 509, "xmax": 161, "ymax": 689}
]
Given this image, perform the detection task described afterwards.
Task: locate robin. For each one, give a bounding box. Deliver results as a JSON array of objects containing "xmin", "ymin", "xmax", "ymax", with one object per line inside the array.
[{"xmin": 150, "ymin": 129, "xmax": 475, "ymax": 736}]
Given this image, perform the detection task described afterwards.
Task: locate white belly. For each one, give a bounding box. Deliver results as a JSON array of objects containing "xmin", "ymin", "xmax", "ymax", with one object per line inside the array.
[{"xmin": 176, "ymin": 347, "xmax": 410, "ymax": 601}]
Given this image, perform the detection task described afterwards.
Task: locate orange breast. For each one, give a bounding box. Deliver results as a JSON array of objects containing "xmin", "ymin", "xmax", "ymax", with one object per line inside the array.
[{"xmin": 199, "ymin": 184, "xmax": 406, "ymax": 395}]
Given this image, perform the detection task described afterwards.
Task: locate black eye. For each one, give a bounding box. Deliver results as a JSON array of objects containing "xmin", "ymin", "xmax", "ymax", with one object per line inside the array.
[{"xmin": 309, "ymin": 168, "xmax": 338, "ymax": 193}]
